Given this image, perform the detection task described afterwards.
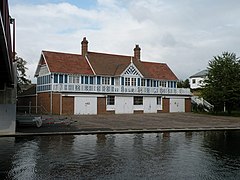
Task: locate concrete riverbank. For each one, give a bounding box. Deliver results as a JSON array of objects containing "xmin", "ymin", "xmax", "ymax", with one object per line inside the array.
[{"xmin": 2, "ymin": 113, "xmax": 240, "ymax": 137}]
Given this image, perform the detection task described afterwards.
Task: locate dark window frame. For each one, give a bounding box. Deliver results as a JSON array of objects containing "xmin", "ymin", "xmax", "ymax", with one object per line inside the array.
[
  {"xmin": 134, "ymin": 96, "xmax": 143, "ymax": 105},
  {"xmin": 107, "ymin": 96, "xmax": 115, "ymax": 105}
]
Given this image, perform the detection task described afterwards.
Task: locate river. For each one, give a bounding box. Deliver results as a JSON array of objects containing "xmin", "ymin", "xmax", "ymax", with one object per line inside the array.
[{"xmin": 1, "ymin": 131, "xmax": 240, "ymax": 179}]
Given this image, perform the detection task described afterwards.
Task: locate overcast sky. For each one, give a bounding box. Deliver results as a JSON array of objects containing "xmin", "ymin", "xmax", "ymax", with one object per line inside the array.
[{"xmin": 9, "ymin": 0, "xmax": 240, "ymax": 83}]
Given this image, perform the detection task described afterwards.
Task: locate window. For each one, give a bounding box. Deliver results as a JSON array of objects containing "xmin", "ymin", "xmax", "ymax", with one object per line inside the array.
[
  {"xmin": 137, "ymin": 78, "xmax": 141, "ymax": 86},
  {"xmin": 147, "ymin": 79, "xmax": 150, "ymax": 87},
  {"xmin": 134, "ymin": 96, "xmax": 143, "ymax": 105},
  {"xmin": 141, "ymin": 79, "xmax": 145, "ymax": 86},
  {"xmin": 121, "ymin": 77, "xmax": 124, "ymax": 85},
  {"xmin": 153, "ymin": 80, "xmax": 157, "ymax": 87},
  {"xmin": 131, "ymin": 78, "xmax": 136, "ymax": 86},
  {"xmin": 64, "ymin": 75, "xmax": 68, "ymax": 83},
  {"xmin": 125, "ymin": 77, "xmax": 130, "ymax": 86},
  {"xmin": 107, "ymin": 96, "xmax": 115, "ymax": 105},
  {"xmin": 192, "ymin": 79, "xmax": 196, "ymax": 84},
  {"xmin": 111, "ymin": 77, "xmax": 115, "ymax": 85},
  {"xmin": 102, "ymin": 77, "xmax": 110, "ymax": 85},
  {"xmin": 159, "ymin": 81, "xmax": 167, "ymax": 87},
  {"xmin": 74, "ymin": 76, "xmax": 79, "ymax": 83},
  {"xmin": 97, "ymin": 76, "xmax": 101, "ymax": 84},
  {"xmin": 157, "ymin": 97, "xmax": 162, "ymax": 105},
  {"xmin": 54, "ymin": 74, "xmax": 58, "ymax": 83},
  {"xmin": 81, "ymin": 76, "xmax": 84, "ymax": 84},
  {"xmin": 90, "ymin": 76, "xmax": 94, "ymax": 84},
  {"xmin": 59, "ymin": 75, "xmax": 63, "ymax": 83},
  {"xmin": 85, "ymin": 76, "xmax": 89, "ymax": 84},
  {"xmin": 69, "ymin": 75, "xmax": 73, "ymax": 83}
]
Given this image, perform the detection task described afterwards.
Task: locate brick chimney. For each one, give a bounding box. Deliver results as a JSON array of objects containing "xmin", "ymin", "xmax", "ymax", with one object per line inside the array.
[
  {"xmin": 81, "ymin": 37, "xmax": 88, "ymax": 56},
  {"xmin": 134, "ymin": 44, "xmax": 141, "ymax": 61}
]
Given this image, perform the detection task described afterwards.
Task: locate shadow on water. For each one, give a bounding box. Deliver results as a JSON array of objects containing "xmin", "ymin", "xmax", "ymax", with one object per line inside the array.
[{"xmin": 0, "ymin": 131, "xmax": 240, "ymax": 179}]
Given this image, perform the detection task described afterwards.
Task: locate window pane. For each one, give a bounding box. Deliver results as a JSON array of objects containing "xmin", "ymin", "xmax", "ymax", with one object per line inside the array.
[
  {"xmin": 59, "ymin": 75, "xmax": 63, "ymax": 83},
  {"xmin": 72, "ymin": 76, "xmax": 79, "ymax": 83},
  {"xmin": 111, "ymin": 77, "xmax": 114, "ymax": 85},
  {"xmin": 147, "ymin": 79, "xmax": 150, "ymax": 87},
  {"xmin": 85, "ymin": 76, "xmax": 89, "ymax": 84},
  {"xmin": 157, "ymin": 97, "xmax": 162, "ymax": 105},
  {"xmin": 97, "ymin": 76, "xmax": 101, "ymax": 84},
  {"xmin": 134, "ymin": 96, "xmax": 143, "ymax": 105},
  {"xmin": 121, "ymin": 77, "xmax": 124, "ymax": 85},
  {"xmin": 107, "ymin": 96, "xmax": 115, "ymax": 105},
  {"xmin": 131, "ymin": 78, "xmax": 136, "ymax": 86},
  {"xmin": 141, "ymin": 79, "xmax": 145, "ymax": 86},
  {"xmin": 69, "ymin": 75, "xmax": 73, "ymax": 83},
  {"xmin": 137, "ymin": 78, "xmax": 140, "ymax": 86},
  {"xmin": 65, "ymin": 75, "xmax": 68, "ymax": 83},
  {"xmin": 54, "ymin": 74, "xmax": 58, "ymax": 83},
  {"xmin": 125, "ymin": 77, "xmax": 130, "ymax": 86},
  {"xmin": 90, "ymin": 77, "xmax": 94, "ymax": 84}
]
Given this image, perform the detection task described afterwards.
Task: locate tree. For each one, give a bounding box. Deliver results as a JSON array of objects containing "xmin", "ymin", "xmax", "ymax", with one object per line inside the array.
[
  {"xmin": 15, "ymin": 55, "xmax": 31, "ymax": 92},
  {"xmin": 202, "ymin": 52, "xmax": 240, "ymax": 114},
  {"xmin": 177, "ymin": 79, "xmax": 190, "ymax": 88}
]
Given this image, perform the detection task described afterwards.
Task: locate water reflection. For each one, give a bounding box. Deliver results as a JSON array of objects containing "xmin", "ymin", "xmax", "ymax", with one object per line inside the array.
[{"xmin": 0, "ymin": 131, "xmax": 240, "ymax": 179}]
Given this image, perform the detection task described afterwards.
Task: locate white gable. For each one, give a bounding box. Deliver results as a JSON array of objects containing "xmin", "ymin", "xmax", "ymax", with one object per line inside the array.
[
  {"xmin": 122, "ymin": 62, "xmax": 143, "ymax": 78},
  {"xmin": 34, "ymin": 52, "xmax": 50, "ymax": 77}
]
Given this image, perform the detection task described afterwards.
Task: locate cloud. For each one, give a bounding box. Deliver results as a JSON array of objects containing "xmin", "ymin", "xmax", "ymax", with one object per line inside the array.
[{"xmin": 9, "ymin": 0, "xmax": 240, "ymax": 82}]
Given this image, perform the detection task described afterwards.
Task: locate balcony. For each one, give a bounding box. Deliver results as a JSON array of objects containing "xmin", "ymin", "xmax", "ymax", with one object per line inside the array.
[{"xmin": 37, "ymin": 83, "xmax": 191, "ymax": 96}]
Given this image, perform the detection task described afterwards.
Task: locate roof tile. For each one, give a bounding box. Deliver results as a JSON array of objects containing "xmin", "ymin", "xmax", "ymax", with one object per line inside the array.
[{"xmin": 43, "ymin": 51, "xmax": 94, "ymax": 75}]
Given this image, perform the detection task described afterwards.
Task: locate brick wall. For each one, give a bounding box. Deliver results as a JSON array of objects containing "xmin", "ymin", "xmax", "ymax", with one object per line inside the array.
[
  {"xmin": 62, "ymin": 96, "xmax": 74, "ymax": 115},
  {"xmin": 185, "ymin": 98, "xmax": 191, "ymax": 112},
  {"xmin": 37, "ymin": 92, "xmax": 50, "ymax": 113},
  {"xmin": 52, "ymin": 93, "xmax": 60, "ymax": 115}
]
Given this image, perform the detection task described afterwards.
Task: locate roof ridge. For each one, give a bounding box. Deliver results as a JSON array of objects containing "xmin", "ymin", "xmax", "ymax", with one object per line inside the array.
[
  {"xmin": 88, "ymin": 51, "xmax": 132, "ymax": 58},
  {"xmin": 42, "ymin": 50, "xmax": 82, "ymax": 56}
]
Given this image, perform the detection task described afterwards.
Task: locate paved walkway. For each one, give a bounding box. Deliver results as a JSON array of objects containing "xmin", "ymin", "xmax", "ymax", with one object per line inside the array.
[{"xmin": 11, "ymin": 113, "xmax": 240, "ymax": 136}]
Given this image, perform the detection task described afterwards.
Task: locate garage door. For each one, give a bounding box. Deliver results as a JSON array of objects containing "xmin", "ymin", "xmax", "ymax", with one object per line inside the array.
[
  {"xmin": 115, "ymin": 97, "xmax": 133, "ymax": 114},
  {"xmin": 144, "ymin": 97, "xmax": 157, "ymax": 113},
  {"xmin": 74, "ymin": 97, "xmax": 97, "ymax": 115},
  {"xmin": 170, "ymin": 98, "xmax": 185, "ymax": 112}
]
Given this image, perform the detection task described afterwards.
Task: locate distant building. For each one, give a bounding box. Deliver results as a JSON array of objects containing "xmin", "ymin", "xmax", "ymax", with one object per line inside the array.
[
  {"xmin": 33, "ymin": 37, "xmax": 191, "ymax": 115},
  {"xmin": 189, "ymin": 70, "xmax": 208, "ymax": 89}
]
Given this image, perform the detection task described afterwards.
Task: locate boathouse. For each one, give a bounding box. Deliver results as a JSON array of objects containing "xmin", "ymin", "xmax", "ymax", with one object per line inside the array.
[{"xmin": 34, "ymin": 37, "xmax": 191, "ymax": 115}]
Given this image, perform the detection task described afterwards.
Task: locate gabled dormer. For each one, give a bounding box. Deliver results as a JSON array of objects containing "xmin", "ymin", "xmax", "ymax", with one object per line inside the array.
[{"xmin": 34, "ymin": 52, "xmax": 50, "ymax": 77}]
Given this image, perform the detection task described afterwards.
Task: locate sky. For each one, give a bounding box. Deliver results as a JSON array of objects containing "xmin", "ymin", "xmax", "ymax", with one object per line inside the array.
[{"xmin": 9, "ymin": 0, "xmax": 240, "ymax": 83}]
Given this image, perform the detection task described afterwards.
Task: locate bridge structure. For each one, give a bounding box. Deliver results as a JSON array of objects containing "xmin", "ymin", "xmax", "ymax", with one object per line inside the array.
[{"xmin": 0, "ymin": 0, "xmax": 17, "ymax": 135}]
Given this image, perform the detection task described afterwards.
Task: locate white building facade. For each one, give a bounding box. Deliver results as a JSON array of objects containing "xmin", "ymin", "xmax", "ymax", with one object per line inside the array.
[{"xmin": 34, "ymin": 38, "xmax": 192, "ymax": 115}]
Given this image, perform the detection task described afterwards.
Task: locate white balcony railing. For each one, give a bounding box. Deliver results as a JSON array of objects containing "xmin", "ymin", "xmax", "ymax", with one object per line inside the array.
[{"xmin": 41, "ymin": 83, "xmax": 191, "ymax": 95}]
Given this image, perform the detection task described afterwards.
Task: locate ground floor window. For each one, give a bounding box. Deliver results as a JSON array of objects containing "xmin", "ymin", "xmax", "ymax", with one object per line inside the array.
[
  {"xmin": 107, "ymin": 96, "xmax": 115, "ymax": 105},
  {"xmin": 134, "ymin": 96, "xmax": 143, "ymax": 105},
  {"xmin": 157, "ymin": 96, "xmax": 162, "ymax": 105}
]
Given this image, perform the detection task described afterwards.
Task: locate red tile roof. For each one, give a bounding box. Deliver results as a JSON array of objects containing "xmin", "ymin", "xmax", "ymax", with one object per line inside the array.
[
  {"xmin": 40, "ymin": 50, "xmax": 178, "ymax": 81},
  {"xmin": 42, "ymin": 51, "xmax": 94, "ymax": 75},
  {"xmin": 87, "ymin": 52, "xmax": 131, "ymax": 76},
  {"xmin": 142, "ymin": 61, "xmax": 178, "ymax": 80}
]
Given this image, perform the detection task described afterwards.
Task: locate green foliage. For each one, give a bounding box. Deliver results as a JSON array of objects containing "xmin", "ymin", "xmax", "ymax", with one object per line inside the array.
[
  {"xmin": 202, "ymin": 52, "xmax": 240, "ymax": 114},
  {"xmin": 15, "ymin": 55, "xmax": 31, "ymax": 91},
  {"xmin": 177, "ymin": 79, "xmax": 190, "ymax": 88}
]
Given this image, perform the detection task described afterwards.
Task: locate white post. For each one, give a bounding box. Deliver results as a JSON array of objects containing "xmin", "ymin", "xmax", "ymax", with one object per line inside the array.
[{"xmin": 50, "ymin": 75, "xmax": 53, "ymax": 115}]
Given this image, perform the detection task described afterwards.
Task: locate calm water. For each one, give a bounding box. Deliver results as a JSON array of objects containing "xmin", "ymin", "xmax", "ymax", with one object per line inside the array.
[{"xmin": 1, "ymin": 131, "xmax": 240, "ymax": 180}]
